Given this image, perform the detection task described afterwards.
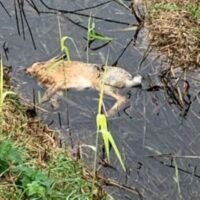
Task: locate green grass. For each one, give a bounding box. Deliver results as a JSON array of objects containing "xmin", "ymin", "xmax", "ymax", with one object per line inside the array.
[
  {"xmin": 187, "ymin": 4, "xmax": 200, "ymax": 20},
  {"xmin": 0, "ymin": 120, "xmax": 107, "ymax": 199},
  {"xmin": 151, "ymin": 2, "xmax": 200, "ymax": 20}
]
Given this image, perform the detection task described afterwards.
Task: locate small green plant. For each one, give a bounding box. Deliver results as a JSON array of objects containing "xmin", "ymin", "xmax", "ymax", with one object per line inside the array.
[
  {"xmin": 187, "ymin": 4, "xmax": 200, "ymax": 20},
  {"xmin": 0, "ymin": 140, "xmax": 51, "ymax": 199},
  {"xmin": 0, "ymin": 139, "xmax": 22, "ymax": 174},
  {"xmin": 60, "ymin": 36, "xmax": 79, "ymax": 61},
  {"xmin": 15, "ymin": 165, "xmax": 53, "ymax": 199},
  {"xmin": 60, "ymin": 36, "xmax": 71, "ymax": 61},
  {"xmin": 58, "ymin": 16, "xmax": 80, "ymax": 61},
  {"xmin": 87, "ymin": 17, "xmax": 112, "ymax": 42}
]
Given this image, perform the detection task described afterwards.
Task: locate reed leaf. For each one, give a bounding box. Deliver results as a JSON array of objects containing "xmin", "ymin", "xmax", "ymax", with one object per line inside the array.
[
  {"xmin": 173, "ymin": 158, "xmax": 183, "ymax": 200},
  {"xmin": 0, "ymin": 58, "xmax": 16, "ymax": 121},
  {"xmin": 96, "ymin": 66, "xmax": 126, "ymax": 171}
]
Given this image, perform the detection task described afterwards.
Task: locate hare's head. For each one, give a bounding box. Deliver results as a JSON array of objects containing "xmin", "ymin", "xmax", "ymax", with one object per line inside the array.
[{"xmin": 25, "ymin": 62, "xmax": 47, "ymax": 76}]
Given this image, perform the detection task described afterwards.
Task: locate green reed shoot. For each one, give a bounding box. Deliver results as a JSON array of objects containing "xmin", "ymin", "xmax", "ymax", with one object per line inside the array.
[
  {"xmin": 0, "ymin": 58, "xmax": 15, "ymax": 123},
  {"xmin": 91, "ymin": 60, "xmax": 126, "ymax": 199},
  {"xmin": 96, "ymin": 66, "xmax": 126, "ymax": 171},
  {"xmin": 87, "ymin": 17, "xmax": 112, "ymax": 42},
  {"xmin": 60, "ymin": 36, "xmax": 80, "ymax": 61},
  {"xmin": 60, "ymin": 36, "xmax": 71, "ymax": 61},
  {"xmin": 57, "ymin": 15, "xmax": 80, "ymax": 61},
  {"xmin": 87, "ymin": 16, "xmax": 112, "ymax": 62}
]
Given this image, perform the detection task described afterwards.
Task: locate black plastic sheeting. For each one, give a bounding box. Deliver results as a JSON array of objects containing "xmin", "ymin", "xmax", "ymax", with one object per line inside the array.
[{"xmin": 1, "ymin": 1, "xmax": 200, "ymax": 199}]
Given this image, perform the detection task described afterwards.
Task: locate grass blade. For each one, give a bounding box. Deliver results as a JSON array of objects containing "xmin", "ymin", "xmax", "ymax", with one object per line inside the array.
[
  {"xmin": 87, "ymin": 17, "xmax": 112, "ymax": 42},
  {"xmin": 96, "ymin": 65, "xmax": 126, "ymax": 171},
  {"xmin": 173, "ymin": 158, "xmax": 183, "ymax": 200}
]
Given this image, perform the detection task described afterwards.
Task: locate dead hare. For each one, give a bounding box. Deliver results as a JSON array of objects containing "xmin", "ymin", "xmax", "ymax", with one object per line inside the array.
[{"xmin": 26, "ymin": 57, "xmax": 142, "ymax": 116}]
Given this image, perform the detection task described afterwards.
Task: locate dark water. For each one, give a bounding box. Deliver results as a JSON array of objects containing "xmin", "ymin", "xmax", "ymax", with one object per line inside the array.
[{"xmin": 1, "ymin": 1, "xmax": 200, "ymax": 199}]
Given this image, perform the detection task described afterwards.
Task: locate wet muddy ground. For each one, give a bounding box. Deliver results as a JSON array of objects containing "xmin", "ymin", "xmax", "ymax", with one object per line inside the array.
[{"xmin": 1, "ymin": 1, "xmax": 200, "ymax": 199}]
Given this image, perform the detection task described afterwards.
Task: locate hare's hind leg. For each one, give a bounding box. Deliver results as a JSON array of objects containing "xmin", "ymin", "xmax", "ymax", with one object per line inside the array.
[
  {"xmin": 103, "ymin": 85, "xmax": 128, "ymax": 117},
  {"xmin": 50, "ymin": 91, "xmax": 64, "ymax": 109},
  {"xmin": 41, "ymin": 81, "xmax": 65, "ymax": 104}
]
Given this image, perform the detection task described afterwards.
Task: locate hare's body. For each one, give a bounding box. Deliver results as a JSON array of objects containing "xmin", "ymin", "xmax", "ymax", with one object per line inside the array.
[{"xmin": 26, "ymin": 58, "xmax": 142, "ymax": 116}]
